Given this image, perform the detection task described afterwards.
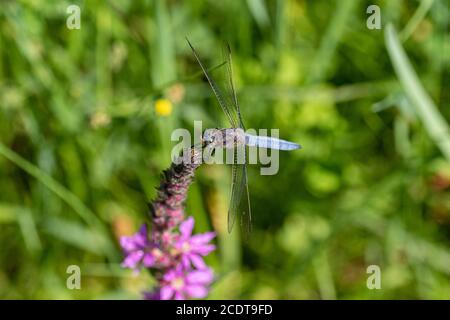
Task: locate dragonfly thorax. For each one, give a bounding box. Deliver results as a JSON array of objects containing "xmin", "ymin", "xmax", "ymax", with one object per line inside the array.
[{"xmin": 203, "ymin": 128, "xmax": 245, "ymax": 149}]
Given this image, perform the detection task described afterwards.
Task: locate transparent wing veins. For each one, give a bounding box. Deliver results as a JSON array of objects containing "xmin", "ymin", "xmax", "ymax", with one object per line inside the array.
[{"xmin": 186, "ymin": 38, "xmax": 238, "ymax": 128}]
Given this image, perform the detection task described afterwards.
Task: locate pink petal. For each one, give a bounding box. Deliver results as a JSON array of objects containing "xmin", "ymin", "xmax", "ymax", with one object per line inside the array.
[
  {"xmin": 120, "ymin": 236, "xmax": 136, "ymax": 252},
  {"xmin": 120, "ymin": 225, "xmax": 148, "ymax": 251},
  {"xmin": 191, "ymin": 232, "xmax": 216, "ymax": 244},
  {"xmin": 163, "ymin": 269, "xmax": 178, "ymax": 281},
  {"xmin": 190, "ymin": 254, "xmax": 207, "ymax": 269},
  {"xmin": 121, "ymin": 250, "xmax": 144, "ymax": 269},
  {"xmin": 182, "ymin": 255, "xmax": 190, "ymax": 269},
  {"xmin": 160, "ymin": 286, "xmax": 174, "ymax": 300},
  {"xmin": 134, "ymin": 224, "xmax": 148, "ymax": 247},
  {"xmin": 143, "ymin": 290, "xmax": 160, "ymax": 300},
  {"xmin": 174, "ymin": 292, "xmax": 185, "ymax": 300},
  {"xmin": 137, "ymin": 224, "xmax": 147, "ymax": 236},
  {"xmin": 179, "ymin": 217, "xmax": 194, "ymax": 238},
  {"xmin": 187, "ymin": 269, "xmax": 214, "ymax": 284},
  {"xmin": 185, "ymin": 285, "xmax": 208, "ymax": 298},
  {"xmin": 195, "ymin": 244, "xmax": 216, "ymax": 256},
  {"xmin": 142, "ymin": 253, "xmax": 155, "ymax": 267}
]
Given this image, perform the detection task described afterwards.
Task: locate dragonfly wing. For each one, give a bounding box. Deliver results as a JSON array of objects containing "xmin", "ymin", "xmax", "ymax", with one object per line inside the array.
[
  {"xmin": 240, "ymin": 163, "xmax": 252, "ymax": 236},
  {"xmin": 228, "ymin": 162, "xmax": 240, "ymax": 232},
  {"xmin": 222, "ymin": 43, "xmax": 246, "ymax": 129},
  {"xmin": 186, "ymin": 38, "xmax": 238, "ymax": 128},
  {"xmin": 222, "ymin": 43, "xmax": 252, "ymax": 235},
  {"xmin": 228, "ymin": 160, "xmax": 252, "ymax": 235}
]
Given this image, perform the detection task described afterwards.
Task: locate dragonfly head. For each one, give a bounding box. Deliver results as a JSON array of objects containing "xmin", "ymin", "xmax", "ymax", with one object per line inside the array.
[{"xmin": 202, "ymin": 128, "xmax": 221, "ymax": 146}]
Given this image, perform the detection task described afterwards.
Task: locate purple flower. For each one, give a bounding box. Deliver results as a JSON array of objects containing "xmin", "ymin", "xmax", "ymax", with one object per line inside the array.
[
  {"xmin": 159, "ymin": 267, "xmax": 214, "ymax": 300},
  {"xmin": 143, "ymin": 290, "xmax": 161, "ymax": 300},
  {"xmin": 175, "ymin": 217, "xmax": 216, "ymax": 270},
  {"xmin": 120, "ymin": 224, "xmax": 155, "ymax": 270}
]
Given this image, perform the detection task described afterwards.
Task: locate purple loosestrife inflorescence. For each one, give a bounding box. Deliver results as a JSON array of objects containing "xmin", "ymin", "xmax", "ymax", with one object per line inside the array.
[{"xmin": 120, "ymin": 147, "xmax": 216, "ymax": 300}]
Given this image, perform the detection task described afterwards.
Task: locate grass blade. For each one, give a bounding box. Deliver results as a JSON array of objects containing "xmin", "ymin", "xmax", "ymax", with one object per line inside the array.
[
  {"xmin": 385, "ymin": 23, "xmax": 450, "ymax": 160},
  {"xmin": 0, "ymin": 142, "xmax": 104, "ymax": 229}
]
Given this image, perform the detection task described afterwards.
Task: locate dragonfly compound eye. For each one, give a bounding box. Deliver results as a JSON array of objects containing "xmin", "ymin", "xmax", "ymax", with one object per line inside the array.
[{"xmin": 203, "ymin": 130, "xmax": 215, "ymax": 145}]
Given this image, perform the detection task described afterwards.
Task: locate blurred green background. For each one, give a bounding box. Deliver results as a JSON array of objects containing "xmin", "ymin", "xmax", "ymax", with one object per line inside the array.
[{"xmin": 1, "ymin": 0, "xmax": 450, "ymax": 299}]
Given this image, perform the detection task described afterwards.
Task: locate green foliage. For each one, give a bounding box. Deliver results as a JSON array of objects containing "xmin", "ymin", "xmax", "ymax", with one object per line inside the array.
[{"xmin": 0, "ymin": 0, "xmax": 449, "ymax": 299}]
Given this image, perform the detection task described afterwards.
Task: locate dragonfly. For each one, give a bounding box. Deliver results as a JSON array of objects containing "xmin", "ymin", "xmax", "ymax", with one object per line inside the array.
[{"xmin": 186, "ymin": 38, "xmax": 301, "ymax": 234}]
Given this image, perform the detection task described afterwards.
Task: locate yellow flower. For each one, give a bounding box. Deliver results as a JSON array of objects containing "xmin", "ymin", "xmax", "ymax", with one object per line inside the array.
[{"xmin": 154, "ymin": 98, "xmax": 173, "ymax": 117}]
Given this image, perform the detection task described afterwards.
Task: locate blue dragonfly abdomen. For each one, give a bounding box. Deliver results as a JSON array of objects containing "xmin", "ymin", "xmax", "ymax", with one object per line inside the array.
[{"xmin": 245, "ymin": 134, "xmax": 301, "ymax": 151}]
